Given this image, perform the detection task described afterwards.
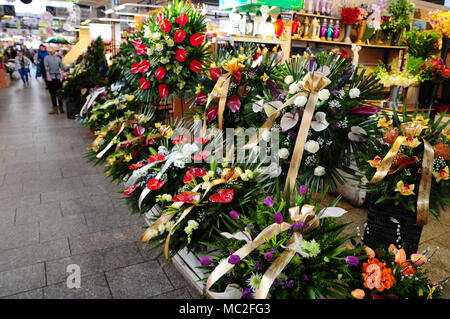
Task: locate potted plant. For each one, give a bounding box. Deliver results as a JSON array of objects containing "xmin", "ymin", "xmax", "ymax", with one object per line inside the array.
[
  {"xmin": 354, "ymin": 107, "xmax": 449, "ymax": 254},
  {"xmin": 418, "ymin": 59, "xmax": 450, "ymax": 107},
  {"xmin": 380, "ymin": 0, "xmax": 416, "ymax": 46}
]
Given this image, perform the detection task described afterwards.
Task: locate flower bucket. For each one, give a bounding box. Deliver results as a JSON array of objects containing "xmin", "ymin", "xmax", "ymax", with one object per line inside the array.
[
  {"xmin": 363, "ymin": 194, "xmax": 423, "ymax": 256},
  {"xmin": 404, "ymin": 85, "xmax": 420, "ymax": 106}
]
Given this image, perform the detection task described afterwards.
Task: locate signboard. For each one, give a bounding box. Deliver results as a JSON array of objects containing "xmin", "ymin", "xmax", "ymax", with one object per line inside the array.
[
  {"xmin": 1, "ymin": 5, "xmax": 16, "ymax": 16},
  {"xmin": 219, "ymin": 0, "xmax": 304, "ymax": 10}
]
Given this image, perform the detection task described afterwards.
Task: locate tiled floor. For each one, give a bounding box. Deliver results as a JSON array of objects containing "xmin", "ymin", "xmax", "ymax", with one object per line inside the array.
[{"xmin": 0, "ymin": 78, "xmax": 195, "ymax": 299}]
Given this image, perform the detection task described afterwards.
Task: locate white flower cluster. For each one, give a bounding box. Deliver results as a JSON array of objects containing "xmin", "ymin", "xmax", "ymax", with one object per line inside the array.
[{"xmin": 184, "ymin": 220, "xmax": 200, "ymax": 243}]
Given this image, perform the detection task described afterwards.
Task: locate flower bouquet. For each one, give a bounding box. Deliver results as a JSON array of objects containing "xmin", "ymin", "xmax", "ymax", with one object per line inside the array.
[
  {"xmin": 380, "ymin": 0, "xmax": 415, "ymax": 45},
  {"xmin": 419, "ymin": 59, "xmax": 450, "ymax": 84},
  {"xmin": 341, "ymin": 7, "xmax": 361, "ymax": 43},
  {"xmin": 203, "ymin": 189, "xmax": 365, "ymax": 299},
  {"xmin": 354, "ymin": 107, "xmax": 449, "ymax": 252},
  {"xmin": 123, "ymin": 0, "xmax": 211, "ymax": 104},
  {"xmin": 349, "ymin": 245, "xmax": 445, "ymax": 299}
]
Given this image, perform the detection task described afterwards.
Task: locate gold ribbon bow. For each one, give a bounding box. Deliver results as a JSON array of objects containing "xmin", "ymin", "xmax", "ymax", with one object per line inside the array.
[
  {"xmin": 369, "ymin": 121, "xmax": 434, "ymax": 225},
  {"xmin": 205, "ymin": 204, "xmax": 320, "ymax": 299},
  {"xmin": 140, "ymin": 167, "xmax": 244, "ymax": 259}
]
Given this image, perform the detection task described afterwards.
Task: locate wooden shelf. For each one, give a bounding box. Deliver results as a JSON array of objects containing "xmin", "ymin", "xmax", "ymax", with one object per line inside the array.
[
  {"xmin": 293, "ymin": 11, "xmax": 341, "ymax": 20},
  {"xmin": 215, "ymin": 36, "xmax": 288, "ymax": 45},
  {"xmin": 292, "ymin": 37, "xmax": 407, "ymax": 50}
]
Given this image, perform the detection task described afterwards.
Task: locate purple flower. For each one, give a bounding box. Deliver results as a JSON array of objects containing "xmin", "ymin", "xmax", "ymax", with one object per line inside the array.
[
  {"xmin": 242, "ymin": 287, "xmax": 254, "ymax": 299},
  {"xmin": 345, "ymin": 256, "xmax": 359, "ymax": 266},
  {"xmin": 290, "ymin": 222, "xmax": 309, "ymax": 232},
  {"xmin": 348, "ymin": 106, "xmax": 378, "ymax": 116},
  {"xmin": 302, "ymin": 274, "xmax": 310, "ymax": 281},
  {"xmin": 331, "ymin": 89, "xmax": 338, "ymax": 95},
  {"xmin": 229, "ymin": 250, "xmax": 236, "ymax": 254},
  {"xmin": 273, "ymin": 212, "xmax": 284, "ymax": 224},
  {"xmin": 228, "ymin": 254, "xmax": 241, "ymax": 265},
  {"xmin": 229, "ymin": 210, "xmax": 240, "ymax": 220},
  {"xmin": 285, "ymin": 279, "xmax": 295, "ymax": 288},
  {"xmin": 263, "ymin": 196, "xmax": 274, "ymax": 207},
  {"xmin": 264, "ymin": 251, "xmax": 274, "ymax": 261},
  {"xmin": 199, "ymin": 256, "xmax": 213, "ymax": 266},
  {"xmin": 299, "ymin": 185, "xmax": 308, "ymax": 196},
  {"xmin": 253, "ymin": 261, "xmax": 262, "ymax": 271}
]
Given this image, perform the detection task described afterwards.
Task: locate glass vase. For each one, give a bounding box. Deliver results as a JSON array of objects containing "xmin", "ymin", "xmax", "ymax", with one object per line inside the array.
[{"xmin": 343, "ymin": 24, "xmax": 353, "ymax": 43}]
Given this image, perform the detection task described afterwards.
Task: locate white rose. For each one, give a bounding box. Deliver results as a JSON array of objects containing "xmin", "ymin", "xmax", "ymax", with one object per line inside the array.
[
  {"xmin": 284, "ymin": 75, "xmax": 294, "ymax": 85},
  {"xmin": 166, "ymin": 39, "xmax": 174, "ymax": 47},
  {"xmin": 278, "ymin": 148, "xmax": 290, "ymax": 159},
  {"xmin": 155, "ymin": 43, "xmax": 164, "ymax": 52},
  {"xmin": 289, "ymin": 83, "xmax": 300, "ymax": 95},
  {"xmin": 261, "ymin": 129, "xmax": 271, "ymax": 142},
  {"xmin": 314, "ymin": 166, "xmax": 326, "ymax": 176},
  {"xmin": 153, "ymin": 32, "xmax": 161, "ymax": 40},
  {"xmin": 158, "ymin": 146, "xmax": 168, "ymax": 155},
  {"xmin": 147, "ymin": 48, "xmax": 154, "ymax": 56},
  {"xmin": 304, "ymin": 140, "xmax": 320, "ymax": 154},
  {"xmin": 187, "ymin": 220, "xmax": 199, "ymax": 229},
  {"xmin": 294, "ymin": 95, "xmax": 308, "ymax": 107},
  {"xmin": 174, "ymin": 160, "xmax": 185, "ymax": 168},
  {"xmin": 349, "ymin": 88, "xmax": 360, "ymax": 99},
  {"xmin": 317, "ymin": 89, "xmax": 330, "ymax": 101}
]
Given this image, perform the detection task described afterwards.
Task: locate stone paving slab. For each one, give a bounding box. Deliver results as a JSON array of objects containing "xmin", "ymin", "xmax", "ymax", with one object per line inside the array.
[
  {"xmin": 15, "ymin": 202, "xmax": 63, "ymax": 225},
  {"xmin": 0, "ymin": 263, "xmax": 46, "ymax": 298},
  {"xmin": 1, "ymin": 288, "xmax": 44, "ymax": 299},
  {"xmin": 43, "ymin": 273, "xmax": 112, "ymax": 299},
  {"xmin": 0, "ymin": 222, "xmax": 39, "ymax": 251}
]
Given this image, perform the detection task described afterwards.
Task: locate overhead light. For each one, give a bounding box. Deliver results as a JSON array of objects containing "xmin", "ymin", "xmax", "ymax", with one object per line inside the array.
[
  {"xmin": 81, "ymin": 19, "xmax": 91, "ymax": 25},
  {"xmin": 104, "ymin": 9, "xmax": 115, "ymax": 15}
]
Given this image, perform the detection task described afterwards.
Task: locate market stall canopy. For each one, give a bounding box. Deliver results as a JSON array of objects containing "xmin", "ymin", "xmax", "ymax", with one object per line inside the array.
[{"xmin": 46, "ymin": 37, "xmax": 69, "ymax": 44}]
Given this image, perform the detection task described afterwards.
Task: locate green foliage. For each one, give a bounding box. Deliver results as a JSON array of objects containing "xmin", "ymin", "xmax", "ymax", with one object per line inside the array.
[{"xmin": 403, "ymin": 29, "xmax": 440, "ymax": 60}]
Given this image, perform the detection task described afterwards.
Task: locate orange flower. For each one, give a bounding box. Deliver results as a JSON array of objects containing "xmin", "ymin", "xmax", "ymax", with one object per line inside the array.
[
  {"xmin": 383, "ymin": 127, "xmax": 399, "ymax": 144},
  {"xmin": 433, "ymin": 143, "xmax": 450, "ymax": 160},
  {"xmin": 395, "ymin": 248, "xmax": 406, "ymax": 264},
  {"xmin": 400, "ymin": 262, "xmax": 416, "ymax": 277},
  {"xmin": 351, "ymin": 289, "xmax": 365, "ymax": 299},
  {"xmin": 368, "ymin": 156, "xmax": 382, "ymax": 168},
  {"xmin": 362, "ymin": 258, "xmax": 396, "ymax": 292}
]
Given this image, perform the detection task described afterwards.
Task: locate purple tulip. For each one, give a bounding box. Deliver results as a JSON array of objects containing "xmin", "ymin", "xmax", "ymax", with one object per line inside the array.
[
  {"xmin": 263, "ymin": 196, "xmax": 274, "ymax": 207},
  {"xmin": 348, "ymin": 106, "xmax": 378, "ymax": 116},
  {"xmin": 273, "ymin": 212, "xmax": 284, "ymax": 224},
  {"xmin": 229, "ymin": 210, "xmax": 240, "ymax": 220},
  {"xmin": 264, "ymin": 251, "xmax": 274, "ymax": 261},
  {"xmin": 299, "ymin": 185, "xmax": 308, "ymax": 196},
  {"xmin": 199, "ymin": 256, "xmax": 213, "ymax": 266},
  {"xmin": 345, "ymin": 256, "xmax": 359, "ymax": 266},
  {"xmin": 228, "ymin": 254, "xmax": 241, "ymax": 265}
]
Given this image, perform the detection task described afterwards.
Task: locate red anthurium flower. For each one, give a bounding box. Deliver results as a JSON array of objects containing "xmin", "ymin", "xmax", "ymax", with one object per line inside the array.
[
  {"xmin": 195, "ymin": 92, "xmax": 207, "ymax": 105},
  {"xmin": 206, "ymin": 105, "xmax": 218, "ymax": 122},
  {"xmin": 129, "ymin": 162, "xmax": 146, "ymax": 170},
  {"xmin": 189, "ymin": 60, "xmax": 202, "ymax": 73},
  {"xmin": 132, "ymin": 124, "xmax": 145, "ymax": 136},
  {"xmin": 176, "ymin": 13, "xmax": 188, "ymax": 26},
  {"xmin": 209, "ymin": 189, "xmax": 234, "ymax": 203},
  {"xmin": 147, "ymin": 154, "xmax": 166, "ymax": 162},
  {"xmin": 138, "ymin": 60, "xmax": 150, "ymax": 73},
  {"xmin": 175, "ymin": 48, "xmax": 187, "ymax": 62},
  {"xmin": 155, "ymin": 67, "xmax": 166, "ymax": 80},
  {"xmin": 172, "ymin": 191, "xmax": 200, "ymax": 203},
  {"xmin": 174, "ymin": 30, "xmax": 187, "ymax": 43},
  {"xmin": 172, "ymin": 136, "xmax": 188, "ymax": 144},
  {"xmin": 144, "ymin": 138, "xmax": 155, "ymax": 146},
  {"xmin": 146, "ymin": 178, "xmax": 165, "ymax": 190},
  {"xmin": 160, "ymin": 19, "xmax": 171, "ymax": 33},
  {"xmin": 183, "ymin": 168, "xmax": 207, "ymax": 183},
  {"xmin": 195, "ymin": 137, "xmax": 209, "ymax": 144},
  {"xmin": 233, "ymin": 71, "xmax": 242, "ymax": 84},
  {"xmin": 135, "ymin": 43, "xmax": 147, "ymax": 55},
  {"xmin": 123, "ymin": 184, "xmax": 137, "ymax": 196},
  {"xmin": 190, "ymin": 33, "xmax": 204, "ymax": 47},
  {"xmin": 131, "ymin": 62, "xmax": 140, "ymax": 74},
  {"xmin": 155, "ymin": 12, "xmax": 164, "ymax": 24},
  {"xmin": 183, "ymin": 171, "xmax": 195, "ymax": 183},
  {"xmin": 227, "ymin": 95, "xmax": 241, "ymax": 113},
  {"xmin": 158, "ymin": 84, "xmax": 169, "ymax": 99},
  {"xmin": 133, "ymin": 38, "xmax": 142, "ymax": 48},
  {"xmin": 192, "ymin": 150, "xmax": 211, "ymax": 161},
  {"xmin": 139, "ymin": 77, "xmax": 151, "ymax": 90},
  {"xmin": 209, "ymin": 67, "xmax": 222, "ymax": 82}
]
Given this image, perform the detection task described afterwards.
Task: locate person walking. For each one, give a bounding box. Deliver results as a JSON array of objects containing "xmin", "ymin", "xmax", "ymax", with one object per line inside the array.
[
  {"xmin": 37, "ymin": 44, "xmax": 49, "ymax": 86},
  {"xmin": 14, "ymin": 51, "xmax": 31, "ymax": 86},
  {"xmin": 44, "ymin": 46, "xmax": 65, "ymax": 114}
]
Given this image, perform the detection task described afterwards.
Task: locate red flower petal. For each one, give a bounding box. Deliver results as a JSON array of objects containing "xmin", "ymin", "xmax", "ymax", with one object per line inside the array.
[
  {"xmin": 155, "ymin": 12, "xmax": 164, "ymax": 24},
  {"xmin": 135, "ymin": 43, "xmax": 147, "ymax": 55},
  {"xmin": 146, "ymin": 178, "xmax": 165, "ymax": 190},
  {"xmin": 139, "ymin": 77, "xmax": 151, "ymax": 90},
  {"xmin": 132, "ymin": 124, "xmax": 145, "ymax": 136},
  {"xmin": 158, "ymin": 84, "xmax": 169, "ymax": 99},
  {"xmin": 172, "ymin": 136, "xmax": 188, "ymax": 144},
  {"xmin": 233, "ymin": 71, "xmax": 241, "ymax": 84},
  {"xmin": 209, "ymin": 67, "xmax": 222, "ymax": 82},
  {"xmin": 209, "ymin": 189, "xmax": 234, "ymax": 203},
  {"xmin": 192, "ymin": 150, "xmax": 211, "ymax": 161},
  {"xmin": 138, "ymin": 60, "xmax": 150, "ymax": 73},
  {"xmin": 123, "ymin": 184, "xmax": 137, "ymax": 196},
  {"xmin": 183, "ymin": 171, "xmax": 195, "ymax": 183},
  {"xmin": 227, "ymin": 95, "xmax": 241, "ymax": 113},
  {"xmin": 189, "ymin": 60, "xmax": 202, "ymax": 73},
  {"xmin": 172, "ymin": 191, "xmax": 200, "ymax": 203},
  {"xmin": 160, "ymin": 19, "xmax": 172, "ymax": 34},
  {"xmin": 191, "ymin": 168, "xmax": 207, "ymax": 177},
  {"xmin": 133, "ymin": 38, "xmax": 142, "ymax": 48},
  {"xmin": 176, "ymin": 13, "xmax": 188, "ymax": 27},
  {"xmin": 174, "ymin": 30, "xmax": 187, "ymax": 43},
  {"xmin": 206, "ymin": 105, "xmax": 218, "ymax": 122},
  {"xmin": 147, "ymin": 154, "xmax": 166, "ymax": 162},
  {"xmin": 131, "ymin": 62, "xmax": 140, "ymax": 74},
  {"xmin": 129, "ymin": 162, "xmax": 146, "ymax": 170},
  {"xmin": 190, "ymin": 33, "xmax": 204, "ymax": 47},
  {"xmin": 195, "ymin": 92, "xmax": 207, "ymax": 105},
  {"xmin": 175, "ymin": 48, "xmax": 187, "ymax": 62},
  {"xmin": 155, "ymin": 67, "xmax": 166, "ymax": 80},
  {"xmin": 195, "ymin": 137, "xmax": 209, "ymax": 144}
]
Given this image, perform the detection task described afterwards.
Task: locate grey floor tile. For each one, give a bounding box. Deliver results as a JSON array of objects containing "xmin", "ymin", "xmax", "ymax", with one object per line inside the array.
[
  {"xmin": 39, "ymin": 215, "xmax": 89, "ymax": 242},
  {"xmin": 43, "ymin": 273, "xmax": 112, "ymax": 299},
  {"xmin": 46, "ymin": 243, "xmax": 144, "ymax": 285},
  {"xmin": 84, "ymin": 208, "xmax": 143, "ymax": 233},
  {"xmin": 0, "ymin": 222, "xmax": 39, "ymax": 251},
  {"xmin": 0, "ymin": 263, "xmax": 46, "ymax": 298},
  {"xmin": 151, "ymin": 287, "xmax": 192, "ymax": 299},
  {"xmin": 2, "ymin": 288, "xmax": 44, "ymax": 299},
  {"xmin": 0, "ymin": 194, "xmax": 41, "ymax": 210},
  {"xmin": 160, "ymin": 261, "xmax": 189, "ymax": 290},
  {"xmin": 0, "ymin": 208, "xmax": 15, "ymax": 230},
  {"xmin": 105, "ymin": 261, "xmax": 174, "ymax": 299},
  {"xmin": 15, "ymin": 202, "xmax": 62, "ymax": 225}
]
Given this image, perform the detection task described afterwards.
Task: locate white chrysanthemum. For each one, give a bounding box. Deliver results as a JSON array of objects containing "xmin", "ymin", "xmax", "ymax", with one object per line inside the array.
[
  {"xmin": 314, "ymin": 166, "xmax": 326, "ymax": 176},
  {"xmin": 300, "ymin": 239, "xmax": 321, "ymax": 258},
  {"xmin": 160, "ymin": 57, "xmax": 170, "ymax": 64},
  {"xmin": 284, "ymin": 75, "xmax": 294, "ymax": 85},
  {"xmin": 304, "ymin": 140, "xmax": 320, "ymax": 153},
  {"xmin": 158, "ymin": 146, "xmax": 169, "ymax": 155},
  {"xmin": 187, "ymin": 220, "xmax": 199, "ymax": 229},
  {"xmin": 294, "ymin": 95, "xmax": 308, "ymax": 107},
  {"xmin": 155, "ymin": 43, "xmax": 164, "ymax": 52},
  {"xmin": 289, "ymin": 83, "xmax": 300, "ymax": 95},
  {"xmin": 278, "ymin": 148, "xmax": 290, "ymax": 159},
  {"xmin": 153, "ymin": 32, "xmax": 161, "ymax": 40},
  {"xmin": 174, "ymin": 160, "xmax": 185, "ymax": 168},
  {"xmin": 247, "ymin": 273, "xmax": 263, "ymax": 292},
  {"xmin": 317, "ymin": 89, "xmax": 330, "ymax": 101},
  {"xmin": 158, "ymin": 223, "xmax": 166, "ymax": 234},
  {"xmin": 184, "ymin": 226, "xmax": 193, "ymax": 235},
  {"xmin": 349, "ymin": 88, "xmax": 361, "ymax": 99}
]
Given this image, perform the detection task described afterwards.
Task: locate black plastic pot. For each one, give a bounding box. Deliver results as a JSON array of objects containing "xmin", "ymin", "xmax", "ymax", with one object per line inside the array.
[
  {"xmin": 65, "ymin": 95, "xmax": 85, "ymax": 119},
  {"xmin": 363, "ymin": 194, "xmax": 423, "ymax": 256},
  {"xmin": 419, "ymin": 80, "xmax": 438, "ymax": 108}
]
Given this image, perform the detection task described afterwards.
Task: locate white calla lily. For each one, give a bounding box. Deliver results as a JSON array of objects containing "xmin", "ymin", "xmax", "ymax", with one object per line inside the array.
[
  {"xmin": 317, "ymin": 207, "xmax": 348, "ymax": 219},
  {"xmin": 280, "ymin": 112, "xmax": 299, "ymax": 131},
  {"xmin": 220, "ymin": 231, "xmax": 252, "ymax": 243},
  {"xmin": 310, "ymin": 112, "xmax": 329, "ymax": 132},
  {"xmin": 263, "ymin": 101, "xmax": 284, "ymax": 116}
]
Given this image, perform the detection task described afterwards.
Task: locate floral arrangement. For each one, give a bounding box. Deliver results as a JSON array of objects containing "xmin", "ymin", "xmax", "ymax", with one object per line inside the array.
[
  {"xmin": 202, "ymin": 189, "xmax": 364, "ymax": 299},
  {"xmin": 341, "ymin": 7, "xmax": 361, "ymax": 25},
  {"xmin": 349, "ymin": 245, "xmax": 445, "ymax": 299},
  {"xmin": 242, "ymin": 52, "xmax": 384, "ymax": 192},
  {"xmin": 355, "ymin": 107, "xmax": 450, "ymax": 219},
  {"xmin": 380, "ymin": 0, "xmax": 415, "ymax": 34},
  {"xmin": 419, "ymin": 59, "xmax": 450, "ymax": 84},
  {"xmin": 403, "ymin": 29, "xmax": 441, "ymax": 60},
  {"xmin": 429, "ymin": 9, "xmax": 450, "ymax": 38},
  {"xmin": 124, "ymin": 0, "xmax": 211, "ymax": 104},
  {"xmin": 375, "ymin": 65, "xmax": 419, "ymax": 88}
]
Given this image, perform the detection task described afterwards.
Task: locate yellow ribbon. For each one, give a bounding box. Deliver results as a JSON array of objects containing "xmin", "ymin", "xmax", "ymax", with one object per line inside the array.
[{"xmin": 205, "ymin": 204, "xmax": 320, "ymax": 299}]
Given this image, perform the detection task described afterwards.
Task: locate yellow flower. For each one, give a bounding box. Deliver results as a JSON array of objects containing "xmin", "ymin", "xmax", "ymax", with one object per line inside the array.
[
  {"xmin": 195, "ymin": 84, "xmax": 203, "ymax": 94},
  {"xmin": 106, "ymin": 157, "xmax": 116, "ymax": 165},
  {"xmin": 124, "ymin": 94, "xmax": 135, "ymax": 102},
  {"xmin": 89, "ymin": 114, "xmax": 98, "ymax": 121},
  {"xmin": 154, "ymin": 122, "xmax": 162, "ymax": 128},
  {"xmin": 377, "ymin": 117, "xmax": 393, "ymax": 128},
  {"xmin": 394, "ymin": 181, "xmax": 415, "ymax": 196},
  {"xmin": 237, "ymin": 54, "xmax": 247, "ymax": 62},
  {"xmin": 402, "ymin": 137, "xmax": 421, "ymax": 148},
  {"xmin": 260, "ymin": 73, "xmax": 269, "ymax": 82},
  {"xmin": 124, "ymin": 154, "xmax": 132, "ymax": 162},
  {"xmin": 443, "ymin": 129, "xmax": 450, "ymax": 140},
  {"xmin": 432, "ymin": 166, "xmax": 449, "ymax": 182},
  {"xmin": 210, "ymin": 62, "xmax": 216, "ymax": 68},
  {"xmin": 104, "ymin": 112, "xmax": 110, "ymax": 119},
  {"xmin": 367, "ymin": 155, "xmax": 382, "ymax": 168},
  {"xmin": 120, "ymin": 104, "xmax": 127, "ymax": 109},
  {"xmin": 414, "ymin": 115, "xmax": 429, "ymax": 127}
]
